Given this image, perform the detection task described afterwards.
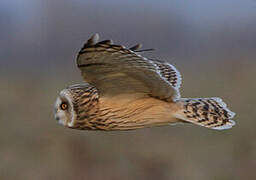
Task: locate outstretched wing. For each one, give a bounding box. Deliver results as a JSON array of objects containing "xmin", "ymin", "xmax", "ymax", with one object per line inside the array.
[{"xmin": 76, "ymin": 34, "xmax": 181, "ymax": 101}]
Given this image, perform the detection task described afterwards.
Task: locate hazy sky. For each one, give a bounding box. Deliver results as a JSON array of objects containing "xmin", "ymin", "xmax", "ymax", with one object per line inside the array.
[{"xmin": 1, "ymin": 0, "xmax": 256, "ymax": 69}]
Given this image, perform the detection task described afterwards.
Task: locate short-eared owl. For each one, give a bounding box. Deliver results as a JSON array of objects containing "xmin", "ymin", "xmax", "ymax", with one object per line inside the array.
[{"xmin": 54, "ymin": 34, "xmax": 235, "ymax": 131}]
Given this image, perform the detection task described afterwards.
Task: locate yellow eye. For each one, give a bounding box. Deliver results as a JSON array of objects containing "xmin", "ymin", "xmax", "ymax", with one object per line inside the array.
[{"xmin": 60, "ymin": 103, "xmax": 68, "ymax": 110}]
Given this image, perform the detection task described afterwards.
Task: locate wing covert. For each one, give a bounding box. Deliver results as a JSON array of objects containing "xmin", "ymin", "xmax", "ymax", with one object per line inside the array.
[{"xmin": 76, "ymin": 34, "xmax": 181, "ymax": 101}]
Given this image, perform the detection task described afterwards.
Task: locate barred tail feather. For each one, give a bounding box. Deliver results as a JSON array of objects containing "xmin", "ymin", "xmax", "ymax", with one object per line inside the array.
[{"xmin": 174, "ymin": 98, "xmax": 236, "ymax": 130}]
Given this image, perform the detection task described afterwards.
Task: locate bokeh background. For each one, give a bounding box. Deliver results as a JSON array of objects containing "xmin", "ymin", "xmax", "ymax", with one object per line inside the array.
[{"xmin": 1, "ymin": 0, "xmax": 256, "ymax": 179}]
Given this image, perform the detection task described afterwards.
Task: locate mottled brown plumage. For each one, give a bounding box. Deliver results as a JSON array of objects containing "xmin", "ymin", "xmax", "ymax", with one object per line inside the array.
[{"xmin": 54, "ymin": 34, "xmax": 236, "ymax": 131}]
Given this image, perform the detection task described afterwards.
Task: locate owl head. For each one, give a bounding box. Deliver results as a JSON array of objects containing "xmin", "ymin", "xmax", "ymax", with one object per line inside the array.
[{"xmin": 53, "ymin": 83, "xmax": 99, "ymax": 129}]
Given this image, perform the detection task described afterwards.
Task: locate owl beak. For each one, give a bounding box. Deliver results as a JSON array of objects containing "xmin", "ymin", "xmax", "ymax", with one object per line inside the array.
[
  {"xmin": 55, "ymin": 115, "xmax": 66, "ymax": 126},
  {"xmin": 55, "ymin": 115, "xmax": 60, "ymax": 121}
]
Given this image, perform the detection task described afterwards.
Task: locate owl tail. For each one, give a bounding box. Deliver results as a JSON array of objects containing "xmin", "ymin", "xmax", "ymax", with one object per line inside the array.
[{"xmin": 173, "ymin": 98, "xmax": 236, "ymax": 130}]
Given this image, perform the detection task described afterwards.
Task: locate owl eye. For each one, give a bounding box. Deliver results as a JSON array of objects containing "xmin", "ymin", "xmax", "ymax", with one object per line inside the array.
[{"xmin": 60, "ymin": 103, "xmax": 68, "ymax": 110}]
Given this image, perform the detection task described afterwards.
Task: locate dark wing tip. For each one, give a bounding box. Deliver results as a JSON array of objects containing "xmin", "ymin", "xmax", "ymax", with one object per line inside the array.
[
  {"xmin": 80, "ymin": 33, "xmax": 100, "ymax": 52},
  {"xmin": 79, "ymin": 34, "xmax": 155, "ymax": 56},
  {"xmin": 88, "ymin": 33, "xmax": 100, "ymax": 45},
  {"xmin": 129, "ymin": 43, "xmax": 143, "ymax": 51},
  {"xmin": 97, "ymin": 39, "xmax": 113, "ymax": 45}
]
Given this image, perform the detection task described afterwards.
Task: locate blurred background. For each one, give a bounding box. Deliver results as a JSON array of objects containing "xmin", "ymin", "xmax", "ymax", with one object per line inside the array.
[{"xmin": 1, "ymin": 0, "xmax": 256, "ymax": 179}]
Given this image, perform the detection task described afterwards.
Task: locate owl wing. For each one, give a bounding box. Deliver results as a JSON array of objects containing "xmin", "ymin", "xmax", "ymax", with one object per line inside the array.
[
  {"xmin": 76, "ymin": 34, "xmax": 181, "ymax": 101},
  {"xmin": 153, "ymin": 61, "xmax": 182, "ymax": 93}
]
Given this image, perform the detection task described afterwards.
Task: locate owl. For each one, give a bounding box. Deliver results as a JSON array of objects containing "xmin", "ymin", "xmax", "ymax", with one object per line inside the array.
[{"xmin": 54, "ymin": 34, "xmax": 236, "ymax": 131}]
